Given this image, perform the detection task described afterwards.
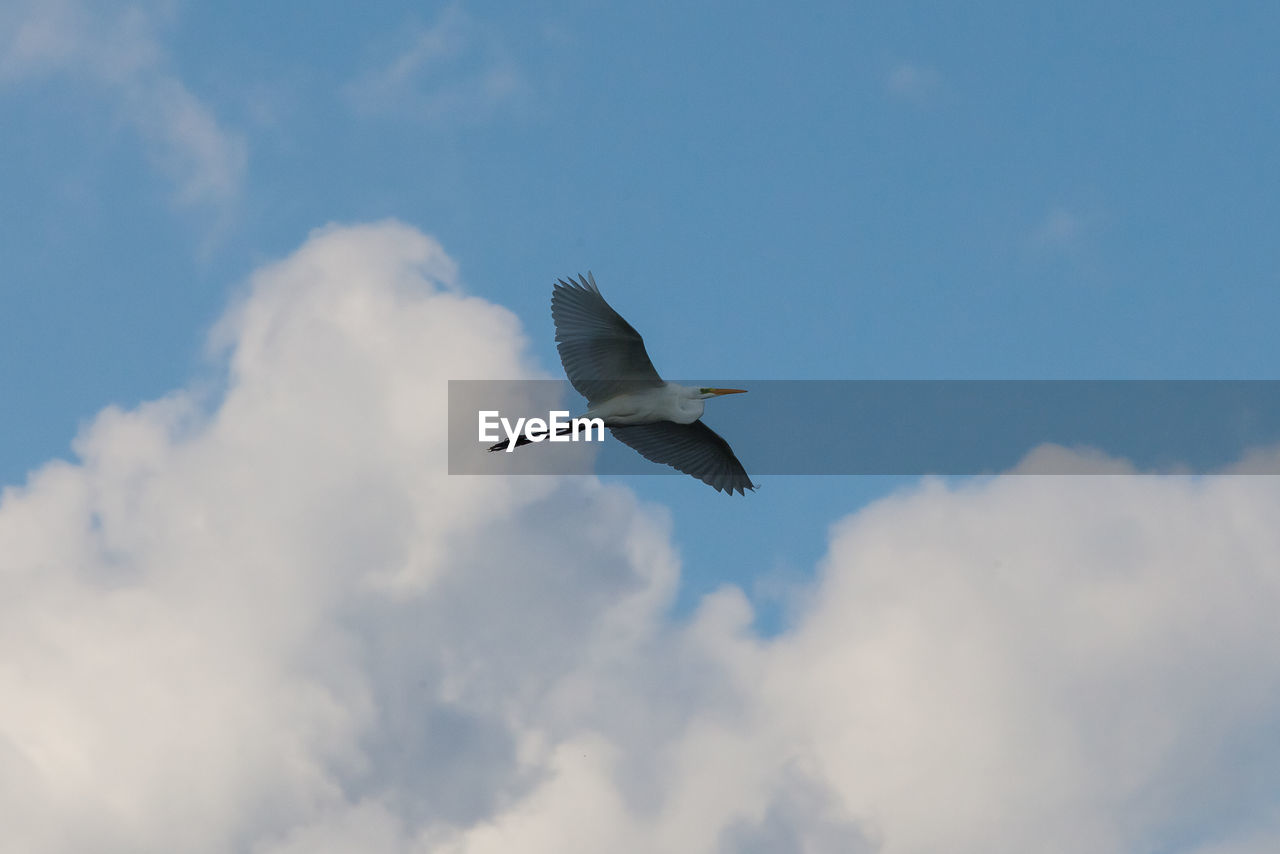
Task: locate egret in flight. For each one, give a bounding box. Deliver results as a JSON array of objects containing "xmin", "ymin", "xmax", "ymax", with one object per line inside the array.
[{"xmin": 488, "ymin": 273, "xmax": 756, "ymax": 495}]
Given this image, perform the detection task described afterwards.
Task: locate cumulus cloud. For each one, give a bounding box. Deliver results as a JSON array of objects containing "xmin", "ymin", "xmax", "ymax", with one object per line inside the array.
[
  {"xmin": 3, "ymin": 221, "xmax": 1280, "ymax": 853},
  {"xmin": 770, "ymin": 474, "xmax": 1280, "ymax": 853},
  {"xmin": 343, "ymin": 6, "xmax": 527, "ymax": 123},
  {"xmin": 0, "ymin": 220, "xmax": 676, "ymax": 853},
  {"xmin": 0, "ymin": 0, "xmax": 246, "ymax": 209}
]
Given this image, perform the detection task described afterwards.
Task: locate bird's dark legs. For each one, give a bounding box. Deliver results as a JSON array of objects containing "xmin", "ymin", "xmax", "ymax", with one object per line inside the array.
[{"xmin": 487, "ymin": 424, "xmax": 576, "ymax": 452}]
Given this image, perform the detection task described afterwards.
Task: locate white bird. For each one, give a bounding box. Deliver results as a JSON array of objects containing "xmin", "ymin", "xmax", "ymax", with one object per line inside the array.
[{"xmin": 489, "ymin": 272, "xmax": 756, "ymax": 495}]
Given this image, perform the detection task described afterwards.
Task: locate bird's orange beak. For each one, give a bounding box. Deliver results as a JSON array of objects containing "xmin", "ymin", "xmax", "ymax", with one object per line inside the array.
[{"xmin": 709, "ymin": 388, "xmax": 747, "ymax": 396}]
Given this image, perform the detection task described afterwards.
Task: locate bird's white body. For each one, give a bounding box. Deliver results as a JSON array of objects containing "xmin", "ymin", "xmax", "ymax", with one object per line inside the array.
[{"xmin": 584, "ymin": 383, "xmax": 706, "ymax": 426}]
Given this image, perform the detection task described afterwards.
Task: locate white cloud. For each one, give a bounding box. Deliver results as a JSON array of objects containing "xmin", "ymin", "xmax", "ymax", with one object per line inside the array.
[
  {"xmin": 3, "ymin": 221, "xmax": 1280, "ymax": 853},
  {"xmin": 0, "ymin": 220, "xmax": 675, "ymax": 853},
  {"xmin": 0, "ymin": 0, "xmax": 246, "ymax": 210},
  {"xmin": 763, "ymin": 474, "xmax": 1280, "ymax": 853},
  {"xmin": 344, "ymin": 6, "xmax": 527, "ymax": 123}
]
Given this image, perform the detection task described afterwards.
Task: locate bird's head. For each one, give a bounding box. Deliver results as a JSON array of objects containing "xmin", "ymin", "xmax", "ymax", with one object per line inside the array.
[{"xmin": 697, "ymin": 387, "xmax": 748, "ymax": 400}]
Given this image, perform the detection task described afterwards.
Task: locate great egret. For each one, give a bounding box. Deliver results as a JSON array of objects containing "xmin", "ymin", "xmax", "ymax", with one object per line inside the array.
[{"xmin": 488, "ymin": 272, "xmax": 756, "ymax": 495}]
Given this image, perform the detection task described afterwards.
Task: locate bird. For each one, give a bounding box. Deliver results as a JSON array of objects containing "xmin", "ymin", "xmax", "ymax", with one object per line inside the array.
[{"xmin": 488, "ymin": 272, "xmax": 756, "ymax": 495}]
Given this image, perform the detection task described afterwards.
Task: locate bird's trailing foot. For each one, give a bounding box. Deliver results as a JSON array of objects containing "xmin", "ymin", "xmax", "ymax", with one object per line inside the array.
[
  {"xmin": 487, "ymin": 424, "xmax": 577, "ymax": 452},
  {"xmin": 487, "ymin": 434, "xmax": 534, "ymax": 452}
]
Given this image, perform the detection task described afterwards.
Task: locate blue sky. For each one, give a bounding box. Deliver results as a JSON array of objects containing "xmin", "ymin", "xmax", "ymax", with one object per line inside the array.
[
  {"xmin": 7, "ymin": 0, "xmax": 1280, "ymax": 633},
  {"xmin": 4, "ymin": 4, "xmax": 1280, "ymax": 851},
  {"xmin": 5, "ymin": 1, "xmax": 1278, "ymax": 615}
]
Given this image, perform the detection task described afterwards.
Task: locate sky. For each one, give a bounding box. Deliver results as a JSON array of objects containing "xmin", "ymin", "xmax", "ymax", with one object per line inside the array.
[{"xmin": 2, "ymin": 2, "xmax": 1280, "ymax": 852}]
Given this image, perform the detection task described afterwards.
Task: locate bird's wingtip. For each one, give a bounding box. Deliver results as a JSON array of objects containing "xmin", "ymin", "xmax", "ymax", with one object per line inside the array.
[{"xmin": 552, "ymin": 272, "xmax": 598, "ymax": 294}]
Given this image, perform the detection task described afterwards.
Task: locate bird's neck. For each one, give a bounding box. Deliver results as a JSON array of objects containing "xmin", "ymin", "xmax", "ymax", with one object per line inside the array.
[{"xmin": 670, "ymin": 384, "xmax": 706, "ymax": 422}]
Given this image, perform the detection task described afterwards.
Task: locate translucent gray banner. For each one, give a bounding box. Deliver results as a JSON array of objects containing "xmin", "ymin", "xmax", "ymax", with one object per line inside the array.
[{"xmin": 448, "ymin": 380, "xmax": 1280, "ymax": 476}]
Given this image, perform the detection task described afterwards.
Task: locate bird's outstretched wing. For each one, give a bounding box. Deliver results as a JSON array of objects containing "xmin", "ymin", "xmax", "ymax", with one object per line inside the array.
[
  {"xmin": 609, "ymin": 421, "xmax": 757, "ymax": 495},
  {"xmin": 551, "ymin": 273, "xmax": 664, "ymax": 405}
]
